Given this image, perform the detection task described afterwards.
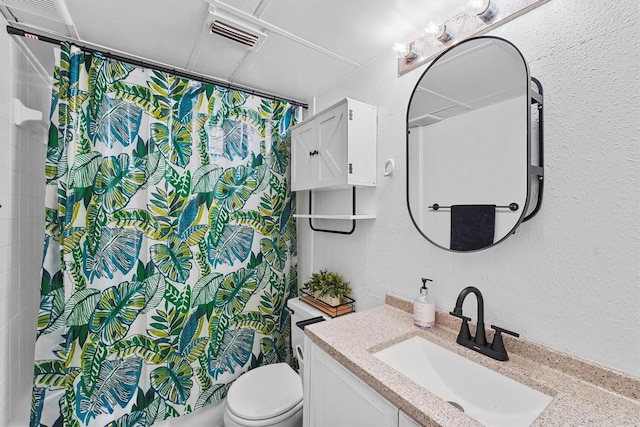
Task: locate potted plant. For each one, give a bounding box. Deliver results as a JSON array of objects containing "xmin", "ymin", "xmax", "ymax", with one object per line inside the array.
[{"xmin": 304, "ymin": 269, "xmax": 352, "ymax": 306}]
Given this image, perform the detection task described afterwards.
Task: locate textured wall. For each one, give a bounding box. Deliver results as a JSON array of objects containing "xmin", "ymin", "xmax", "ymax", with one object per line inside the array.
[
  {"xmin": 0, "ymin": 13, "xmax": 51, "ymax": 426},
  {"xmin": 298, "ymin": 0, "xmax": 640, "ymax": 377}
]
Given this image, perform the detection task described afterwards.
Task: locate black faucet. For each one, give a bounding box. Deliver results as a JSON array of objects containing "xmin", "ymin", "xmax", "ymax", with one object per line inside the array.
[{"xmin": 449, "ymin": 286, "xmax": 519, "ymax": 361}]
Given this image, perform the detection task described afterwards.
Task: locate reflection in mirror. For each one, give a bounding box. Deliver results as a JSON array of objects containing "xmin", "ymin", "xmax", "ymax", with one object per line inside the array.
[{"xmin": 407, "ymin": 36, "xmax": 537, "ymax": 252}]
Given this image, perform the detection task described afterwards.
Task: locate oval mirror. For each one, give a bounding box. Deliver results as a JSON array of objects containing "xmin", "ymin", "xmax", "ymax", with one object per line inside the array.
[{"xmin": 407, "ymin": 36, "xmax": 540, "ymax": 252}]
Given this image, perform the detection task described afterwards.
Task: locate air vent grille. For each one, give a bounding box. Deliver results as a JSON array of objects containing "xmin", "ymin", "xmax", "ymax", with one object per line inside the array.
[
  {"xmin": 0, "ymin": 0, "xmax": 63, "ymax": 22},
  {"xmin": 207, "ymin": 8, "xmax": 267, "ymax": 51},
  {"xmin": 211, "ymin": 19, "xmax": 260, "ymax": 48}
]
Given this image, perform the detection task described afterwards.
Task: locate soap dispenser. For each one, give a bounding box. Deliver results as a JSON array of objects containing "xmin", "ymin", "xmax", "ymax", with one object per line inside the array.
[{"xmin": 414, "ymin": 278, "xmax": 435, "ymax": 330}]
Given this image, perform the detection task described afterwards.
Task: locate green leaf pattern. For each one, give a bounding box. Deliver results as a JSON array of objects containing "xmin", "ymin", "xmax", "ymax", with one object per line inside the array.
[
  {"xmin": 89, "ymin": 281, "xmax": 147, "ymax": 345},
  {"xmin": 33, "ymin": 43, "xmax": 299, "ymax": 427}
]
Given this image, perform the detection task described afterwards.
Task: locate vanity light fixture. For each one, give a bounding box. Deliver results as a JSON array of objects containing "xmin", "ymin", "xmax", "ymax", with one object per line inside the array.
[
  {"xmin": 424, "ymin": 17, "xmax": 453, "ymax": 43},
  {"xmin": 465, "ymin": 0, "xmax": 498, "ymax": 23},
  {"xmin": 395, "ymin": 0, "xmax": 550, "ymax": 75}
]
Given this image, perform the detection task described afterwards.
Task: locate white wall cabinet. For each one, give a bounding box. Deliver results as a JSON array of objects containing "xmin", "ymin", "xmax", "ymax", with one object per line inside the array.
[
  {"xmin": 303, "ymin": 337, "xmax": 397, "ymax": 426},
  {"xmin": 291, "ymin": 98, "xmax": 376, "ymax": 192}
]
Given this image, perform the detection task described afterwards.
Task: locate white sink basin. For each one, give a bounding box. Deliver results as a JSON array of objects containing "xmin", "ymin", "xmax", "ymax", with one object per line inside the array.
[{"xmin": 374, "ymin": 336, "xmax": 552, "ymax": 427}]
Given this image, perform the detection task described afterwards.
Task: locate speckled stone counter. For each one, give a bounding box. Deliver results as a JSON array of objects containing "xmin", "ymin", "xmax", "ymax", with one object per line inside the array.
[{"xmin": 304, "ymin": 294, "xmax": 640, "ymax": 427}]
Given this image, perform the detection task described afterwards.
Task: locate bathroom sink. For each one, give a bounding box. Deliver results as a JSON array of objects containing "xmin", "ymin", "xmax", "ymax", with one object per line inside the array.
[{"xmin": 374, "ymin": 336, "xmax": 552, "ymax": 427}]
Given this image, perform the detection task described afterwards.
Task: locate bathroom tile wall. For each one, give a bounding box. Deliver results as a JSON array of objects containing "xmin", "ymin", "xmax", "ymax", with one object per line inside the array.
[
  {"xmin": 0, "ymin": 13, "xmax": 51, "ymax": 425},
  {"xmin": 298, "ymin": 0, "xmax": 640, "ymax": 378}
]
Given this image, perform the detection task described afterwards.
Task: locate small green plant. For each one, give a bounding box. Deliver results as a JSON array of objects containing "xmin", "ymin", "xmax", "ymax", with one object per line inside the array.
[{"xmin": 304, "ymin": 269, "xmax": 352, "ymax": 302}]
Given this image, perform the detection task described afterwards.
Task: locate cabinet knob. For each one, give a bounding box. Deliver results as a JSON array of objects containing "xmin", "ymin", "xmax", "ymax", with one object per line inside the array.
[{"xmin": 309, "ymin": 150, "xmax": 319, "ymax": 156}]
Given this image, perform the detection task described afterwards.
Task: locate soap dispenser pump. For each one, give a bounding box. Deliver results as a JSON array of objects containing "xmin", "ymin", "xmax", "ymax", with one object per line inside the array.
[{"xmin": 414, "ymin": 278, "xmax": 435, "ymax": 330}]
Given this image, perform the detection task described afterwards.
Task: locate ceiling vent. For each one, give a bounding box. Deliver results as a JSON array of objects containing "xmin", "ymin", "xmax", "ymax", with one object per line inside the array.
[
  {"xmin": 208, "ymin": 8, "xmax": 267, "ymax": 51},
  {"xmin": 0, "ymin": 0, "xmax": 72, "ymax": 24}
]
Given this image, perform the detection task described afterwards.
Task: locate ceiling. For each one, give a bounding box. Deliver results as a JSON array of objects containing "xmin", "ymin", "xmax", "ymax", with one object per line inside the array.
[
  {"xmin": 0, "ymin": 0, "xmax": 466, "ymax": 104},
  {"xmin": 409, "ymin": 38, "xmax": 526, "ymax": 127}
]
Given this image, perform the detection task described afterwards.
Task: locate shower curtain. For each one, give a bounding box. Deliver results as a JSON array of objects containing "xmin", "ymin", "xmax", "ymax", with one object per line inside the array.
[{"xmin": 31, "ymin": 44, "xmax": 300, "ymax": 427}]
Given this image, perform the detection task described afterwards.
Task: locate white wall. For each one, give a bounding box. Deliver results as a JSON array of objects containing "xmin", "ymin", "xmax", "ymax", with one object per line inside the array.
[
  {"xmin": 0, "ymin": 14, "xmax": 51, "ymax": 426},
  {"xmin": 298, "ymin": 0, "xmax": 640, "ymax": 377},
  {"xmin": 413, "ymin": 96, "xmax": 527, "ymax": 248}
]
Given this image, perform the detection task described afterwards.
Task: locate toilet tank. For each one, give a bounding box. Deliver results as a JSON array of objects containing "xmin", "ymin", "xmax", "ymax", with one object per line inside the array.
[{"xmin": 287, "ymin": 297, "xmax": 328, "ymax": 371}]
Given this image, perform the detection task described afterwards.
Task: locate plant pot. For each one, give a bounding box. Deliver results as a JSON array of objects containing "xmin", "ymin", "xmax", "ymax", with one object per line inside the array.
[{"xmin": 315, "ymin": 292, "xmax": 341, "ymax": 307}]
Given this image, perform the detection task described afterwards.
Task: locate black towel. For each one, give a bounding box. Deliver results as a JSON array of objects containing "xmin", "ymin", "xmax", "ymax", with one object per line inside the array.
[{"xmin": 450, "ymin": 205, "xmax": 496, "ymax": 251}]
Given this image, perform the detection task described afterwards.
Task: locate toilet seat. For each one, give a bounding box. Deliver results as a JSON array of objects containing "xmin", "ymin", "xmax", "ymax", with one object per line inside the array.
[
  {"xmin": 224, "ymin": 400, "xmax": 302, "ymax": 427},
  {"xmin": 226, "ymin": 363, "xmax": 303, "ymax": 423}
]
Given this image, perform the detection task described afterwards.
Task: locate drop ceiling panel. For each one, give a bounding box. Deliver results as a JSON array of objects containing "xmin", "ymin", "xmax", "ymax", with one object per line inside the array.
[
  {"xmin": 420, "ymin": 42, "xmax": 524, "ymax": 109},
  {"xmin": 189, "ymin": 34, "xmax": 251, "ymax": 81},
  {"xmin": 222, "ymin": 0, "xmax": 263, "ymax": 15},
  {"xmin": 410, "ymin": 89, "xmax": 466, "ymax": 121},
  {"xmin": 64, "ymin": 0, "xmax": 208, "ymax": 68},
  {"xmin": 412, "ymin": 88, "xmax": 463, "ymax": 111},
  {"xmin": 260, "ymin": 0, "xmax": 467, "ymax": 65},
  {"xmin": 4, "ymin": 0, "xmax": 471, "ymax": 103},
  {"xmin": 233, "ymin": 33, "xmax": 356, "ymax": 102}
]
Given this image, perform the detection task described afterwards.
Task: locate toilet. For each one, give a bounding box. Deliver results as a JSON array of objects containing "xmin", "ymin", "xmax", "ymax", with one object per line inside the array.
[{"xmin": 223, "ymin": 297, "xmax": 328, "ymax": 427}]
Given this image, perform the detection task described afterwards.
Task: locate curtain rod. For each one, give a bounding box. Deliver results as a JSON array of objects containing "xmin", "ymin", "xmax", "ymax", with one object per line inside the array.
[{"xmin": 6, "ymin": 25, "xmax": 309, "ymax": 109}]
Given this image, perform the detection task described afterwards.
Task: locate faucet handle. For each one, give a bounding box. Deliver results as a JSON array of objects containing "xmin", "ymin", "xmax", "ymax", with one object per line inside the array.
[
  {"xmin": 491, "ymin": 325, "xmax": 519, "ymax": 338},
  {"xmin": 449, "ymin": 311, "xmax": 471, "ymax": 322},
  {"xmin": 452, "ymin": 313, "xmax": 472, "ymax": 342},
  {"xmin": 490, "ymin": 325, "xmax": 519, "ymax": 359}
]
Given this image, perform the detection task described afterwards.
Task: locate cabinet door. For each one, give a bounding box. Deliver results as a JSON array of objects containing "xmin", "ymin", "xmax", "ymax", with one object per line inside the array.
[
  {"xmin": 315, "ymin": 104, "xmax": 348, "ymax": 188},
  {"xmin": 291, "ymin": 119, "xmax": 317, "ymax": 191},
  {"xmin": 304, "ymin": 338, "xmax": 397, "ymax": 427},
  {"xmin": 398, "ymin": 411, "xmax": 421, "ymax": 427},
  {"xmin": 291, "ymin": 98, "xmax": 376, "ymax": 191},
  {"xmin": 291, "ymin": 102, "xmax": 349, "ymax": 191}
]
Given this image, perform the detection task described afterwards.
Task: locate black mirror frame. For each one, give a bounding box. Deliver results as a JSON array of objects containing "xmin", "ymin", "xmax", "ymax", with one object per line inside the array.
[{"xmin": 405, "ymin": 36, "xmax": 544, "ymax": 252}]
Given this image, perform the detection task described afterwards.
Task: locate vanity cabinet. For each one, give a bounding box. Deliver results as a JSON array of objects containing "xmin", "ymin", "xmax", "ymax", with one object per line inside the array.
[
  {"xmin": 398, "ymin": 411, "xmax": 421, "ymax": 427},
  {"xmin": 304, "ymin": 337, "xmax": 410, "ymax": 427},
  {"xmin": 291, "ymin": 98, "xmax": 376, "ymax": 192}
]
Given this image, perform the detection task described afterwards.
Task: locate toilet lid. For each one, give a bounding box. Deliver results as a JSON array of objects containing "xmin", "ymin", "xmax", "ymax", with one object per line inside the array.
[{"xmin": 227, "ymin": 363, "xmax": 303, "ymax": 421}]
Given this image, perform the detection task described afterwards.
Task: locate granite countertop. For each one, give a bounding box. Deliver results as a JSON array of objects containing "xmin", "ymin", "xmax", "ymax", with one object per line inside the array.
[{"xmin": 304, "ymin": 294, "xmax": 640, "ymax": 427}]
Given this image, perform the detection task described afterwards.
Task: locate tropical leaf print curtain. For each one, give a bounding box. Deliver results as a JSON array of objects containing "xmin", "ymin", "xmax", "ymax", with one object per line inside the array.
[{"xmin": 32, "ymin": 43, "xmax": 300, "ymax": 427}]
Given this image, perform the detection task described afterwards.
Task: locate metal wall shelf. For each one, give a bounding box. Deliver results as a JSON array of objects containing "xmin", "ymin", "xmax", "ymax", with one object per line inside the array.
[
  {"xmin": 297, "ymin": 187, "xmax": 376, "ymax": 234},
  {"xmin": 293, "ymin": 214, "xmax": 375, "ymax": 220}
]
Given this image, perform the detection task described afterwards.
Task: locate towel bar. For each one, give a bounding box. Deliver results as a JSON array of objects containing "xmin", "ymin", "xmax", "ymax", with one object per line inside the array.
[{"xmin": 429, "ymin": 203, "xmax": 519, "ymax": 211}]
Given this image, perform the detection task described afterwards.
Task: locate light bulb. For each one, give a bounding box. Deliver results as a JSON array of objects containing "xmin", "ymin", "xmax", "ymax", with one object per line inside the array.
[
  {"xmin": 393, "ymin": 42, "xmax": 419, "ymax": 60},
  {"xmin": 393, "ymin": 42, "xmax": 407, "ymax": 53},
  {"xmin": 465, "ymin": 0, "xmax": 489, "ymax": 14},
  {"xmin": 465, "ymin": 0, "xmax": 498, "ymax": 23},
  {"xmin": 425, "ymin": 18, "xmax": 452, "ymax": 43}
]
